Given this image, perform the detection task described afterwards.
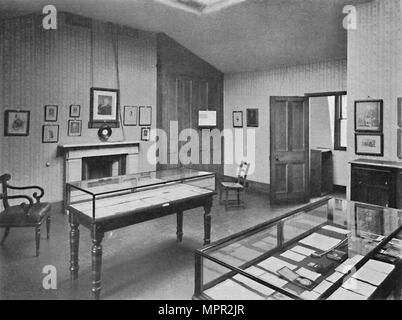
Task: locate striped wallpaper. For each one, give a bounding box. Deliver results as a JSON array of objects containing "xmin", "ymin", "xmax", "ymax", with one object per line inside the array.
[{"xmin": 0, "ymin": 13, "xmax": 157, "ymax": 202}]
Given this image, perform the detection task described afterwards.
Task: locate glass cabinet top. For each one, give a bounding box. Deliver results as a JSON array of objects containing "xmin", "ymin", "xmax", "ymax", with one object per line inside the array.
[
  {"xmin": 198, "ymin": 197, "xmax": 402, "ymax": 300},
  {"xmin": 67, "ymin": 168, "xmax": 214, "ymax": 196}
]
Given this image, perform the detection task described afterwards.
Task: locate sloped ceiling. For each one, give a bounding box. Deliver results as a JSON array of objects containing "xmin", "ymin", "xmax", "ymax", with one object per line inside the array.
[{"xmin": 0, "ymin": 0, "xmax": 372, "ymax": 73}]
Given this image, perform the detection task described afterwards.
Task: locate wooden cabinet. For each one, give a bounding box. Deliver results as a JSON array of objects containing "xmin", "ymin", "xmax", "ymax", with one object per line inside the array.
[
  {"xmin": 350, "ymin": 159, "xmax": 402, "ymax": 208},
  {"xmin": 310, "ymin": 148, "xmax": 333, "ymax": 197}
]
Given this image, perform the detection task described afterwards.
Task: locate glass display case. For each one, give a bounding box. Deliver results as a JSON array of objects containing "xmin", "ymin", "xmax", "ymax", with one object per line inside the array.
[
  {"xmin": 193, "ymin": 197, "xmax": 402, "ymax": 300},
  {"xmin": 66, "ymin": 168, "xmax": 215, "ymax": 220}
]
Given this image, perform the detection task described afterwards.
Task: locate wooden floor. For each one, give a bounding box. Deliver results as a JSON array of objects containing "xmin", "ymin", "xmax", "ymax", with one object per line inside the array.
[{"xmin": 0, "ymin": 190, "xmax": 399, "ymax": 300}]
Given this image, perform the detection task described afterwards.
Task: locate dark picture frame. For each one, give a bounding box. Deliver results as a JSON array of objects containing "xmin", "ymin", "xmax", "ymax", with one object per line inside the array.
[
  {"xmin": 246, "ymin": 108, "xmax": 259, "ymax": 127},
  {"xmin": 44, "ymin": 105, "xmax": 58, "ymax": 122},
  {"xmin": 355, "ymin": 203, "xmax": 384, "ymax": 239},
  {"xmin": 69, "ymin": 105, "xmax": 81, "ymax": 118},
  {"xmin": 89, "ymin": 87, "xmax": 120, "ymax": 128},
  {"xmin": 141, "ymin": 127, "xmax": 151, "ymax": 141},
  {"xmin": 68, "ymin": 120, "xmax": 82, "ymax": 137},
  {"xmin": 4, "ymin": 110, "xmax": 30, "ymax": 136},
  {"xmin": 139, "ymin": 106, "xmax": 152, "ymax": 126},
  {"xmin": 355, "ymin": 133, "xmax": 383, "ymax": 156},
  {"xmin": 397, "ymin": 129, "xmax": 402, "ymax": 159},
  {"xmin": 42, "ymin": 124, "xmax": 59, "ymax": 143},
  {"xmin": 124, "ymin": 106, "xmax": 138, "ymax": 126},
  {"xmin": 398, "ymin": 98, "xmax": 402, "ymax": 127},
  {"xmin": 354, "ymin": 100, "xmax": 383, "ymax": 132},
  {"xmin": 233, "ymin": 111, "xmax": 243, "ymax": 128}
]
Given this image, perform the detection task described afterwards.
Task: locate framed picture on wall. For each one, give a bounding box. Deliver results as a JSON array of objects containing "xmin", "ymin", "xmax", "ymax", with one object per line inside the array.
[
  {"xmin": 355, "ymin": 203, "xmax": 384, "ymax": 239},
  {"xmin": 354, "ymin": 100, "xmax": 383, "ymax": 132},
  {"xmin": 4, "ymin": 110, "xmax": 30, "ymax": 136},
  {"xmin": 397, "ymin": 129, "xmax": 402, "ymax": 159},
  {"xmin": 233, "ymin": 111, "xmax": 243, "ymax": 128},
  {"xmin": 68, "ymin": 120, "xmax": 82, "ymax": 137},
  {"xmin": 89, "ymin": 87, "xmax": 120, "ymax": 128},
  {"xmin": 355, "ymin": 133, "xmax": 383, "ymax": 156},
  {"xmin": 246, "ymin": 108, "xmax": 259, "ymax": 127},
  {"xmin": 398, "ymin": 98, "xmax": 402, "ymax": 127},
  {"xmin": 141, "ymin": 127, "xmax": 151, "ymax": 141},
  {"xmin": 42, "ymin": 125, "xmax": 59, "ymax": 143},
  {"xmin": 69, "ymin": 105, "xmax": 81, "ymax": 118},
  {"xmin": 44, "ymin": 105, "xmax": 58, "ymax": 122},
  {"xmin": 139, "ymin": 106, "xmax": 152, "ymax": 126},
  {"xmin": 124, "ymin": 106, "xmax": 138, "ymax": 126}
]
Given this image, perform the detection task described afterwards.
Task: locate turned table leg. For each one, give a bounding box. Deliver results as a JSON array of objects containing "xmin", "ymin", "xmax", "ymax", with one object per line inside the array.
[
  {"xmin": 91, "ymin": 228, "xmax": 104, "ymax": 300},
  {"xmin": 69, "ymin": 221, "xmax": 80, "ymax": 280},
  {"xmin": 176, "ymin": 211, "xmax": 183, "ymax": 243},
  {"xmin": 203, "ymin": 200, "xmax": 212, "ymax": 245}
]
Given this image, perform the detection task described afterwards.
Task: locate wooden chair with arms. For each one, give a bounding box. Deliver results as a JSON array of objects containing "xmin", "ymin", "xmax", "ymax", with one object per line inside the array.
[
  {"xmin": 219, "ymin": 161, "xmax": 250, "ymax": 210},
  {"xmin": 0, "ymin": 174, "xmax": 51, "ymax": 256}
]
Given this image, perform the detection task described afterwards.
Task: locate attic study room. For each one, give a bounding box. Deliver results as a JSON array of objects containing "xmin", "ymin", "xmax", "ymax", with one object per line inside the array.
[{"xmin": 1, "ymin": 0, "xmax": 402, "ymax": 303}]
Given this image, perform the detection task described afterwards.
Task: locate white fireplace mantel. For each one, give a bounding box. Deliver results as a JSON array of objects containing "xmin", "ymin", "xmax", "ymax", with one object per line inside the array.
[{"xmin": 59, "ymin": 141, "xmax": 140, "ymax": 182}]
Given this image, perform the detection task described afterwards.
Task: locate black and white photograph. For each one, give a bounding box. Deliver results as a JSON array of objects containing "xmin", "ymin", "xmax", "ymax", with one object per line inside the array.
[
  {"xmin": 89, "ymin": 87, "xmax": 119, "ymax": 127},
  {"xmin": 69, "ymin": 104, "xmax": 81, "ymax": 118},
  {"xmin": 124, "ymin": 106, "xmax": 138, "ymax": 126},
  {"xmin": 354, "ymin": 100, "xmax": 383, "ymax": 132},
  {"xmin": 246, "ymin": 108, "xmax": 259, "ymax": 127},
  {"xmin": 233, "ymin": 111, "xmax": 243, "ymax": 128},
  {"xmin": 141, "ymin": 127, "xmax": 151, "ymax": 141},
  {"xmin": 44, "ymin": 105, "xmax": 58, "ymax": 122},
  {"xmin": 139, "ymin": 106, "xmax": 152, "ymax": 126},
  {"xmin": 4, "ymin": 110, "xmax": 30, "ymax": 136},
  {"xmin": 68, "ymin": 120, "xmax": 82, "ymax": 137},
  {"xmin": 42, "ymin": 124, "xmax": 59, "ymax": 143},
  {"xmin": 355, "ymin": 133, "xmax": 383, "ymax": 156},
  {"xmin": 1, "ymin": 0, "xmax": 402, "ymax": 308}
]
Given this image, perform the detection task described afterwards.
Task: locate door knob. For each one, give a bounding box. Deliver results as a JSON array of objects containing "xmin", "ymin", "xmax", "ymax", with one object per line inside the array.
[{"xmin": 275, "ymin": 157, "xmax": 280, "ymax": 161}]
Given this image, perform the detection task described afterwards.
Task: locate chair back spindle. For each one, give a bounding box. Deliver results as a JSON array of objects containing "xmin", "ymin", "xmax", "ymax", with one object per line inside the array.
[{"xmin": 237, "ymin": 161, "xmax": 250, "ymax": 186}]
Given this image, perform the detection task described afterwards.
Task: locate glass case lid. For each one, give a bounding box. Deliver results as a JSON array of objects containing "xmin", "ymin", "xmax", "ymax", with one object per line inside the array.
[
  {"xmin": 199, "ymin": 197, "xmax": 402, "ymax": 280},
  {"xmin": 67, "ymin": 168, "xmax": 214, "ymax": 196}
]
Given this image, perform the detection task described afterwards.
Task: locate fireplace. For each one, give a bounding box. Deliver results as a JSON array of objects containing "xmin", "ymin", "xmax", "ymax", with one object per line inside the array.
[
  {"xmin": 82, "ymin": 154, "xmax": 127, "ymax": 180},
  {"xmin": 59, "ymin": 141, "xmax": 140, "ymax": 183}
]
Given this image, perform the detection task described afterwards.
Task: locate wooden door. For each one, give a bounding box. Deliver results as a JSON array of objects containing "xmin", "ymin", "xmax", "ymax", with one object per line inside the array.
[{"xmin": 270, "ymin": 96, "xmax": 310, "ymax": 203}]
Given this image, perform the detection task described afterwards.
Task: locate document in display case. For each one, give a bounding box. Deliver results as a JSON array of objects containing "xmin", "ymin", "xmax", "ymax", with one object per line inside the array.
[
  {"xmin": 66, "ymin": 168, "xmax": 216, "ymax": 299},
  {"xmin": 193, "ymin": 198, "xmax": 402, "ymax": 300}
]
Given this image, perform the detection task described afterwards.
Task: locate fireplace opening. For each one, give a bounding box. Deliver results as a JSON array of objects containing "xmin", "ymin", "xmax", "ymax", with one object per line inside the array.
[{"xmin": 82, "ymin": 155, "xmax": 127, "ymax": 180}]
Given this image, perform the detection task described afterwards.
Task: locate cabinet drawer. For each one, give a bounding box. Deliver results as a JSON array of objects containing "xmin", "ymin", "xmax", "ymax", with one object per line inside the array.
[{"xmin": 352, "ymin": 167, "xmax": 391, "ymax": 186}]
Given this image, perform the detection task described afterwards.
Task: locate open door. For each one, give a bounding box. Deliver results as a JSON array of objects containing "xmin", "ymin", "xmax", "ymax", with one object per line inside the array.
[{"xmin": 270, "ymin": 96, "xmax": 310, "ymax": 204}]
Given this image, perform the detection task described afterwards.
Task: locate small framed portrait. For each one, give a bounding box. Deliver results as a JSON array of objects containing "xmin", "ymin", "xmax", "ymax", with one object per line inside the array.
[
  {"xmin": 354, "ymin": 100, "xmax": 383, "ymax": 132},
  {"xmin": 89, "ymin": 87, "xmax": 119, "ymax": 128},
  {"xmin": 233, "ymin": 111, "xmax": 243, "ymax": 128},
  {"xmin": 355, "ymin": 203, "xmax": 384, "ymax": 239},
  {"xmin": 69, "ymin": 105, "xmax": 81, "ymax": 118},
  {"xmin": 44, "ymin": 105, "xmax": 58, "ymax": 122},
  {"xmin": 68, "ymin": 120, "xmax": 82, "ymax": 137},
  {"xmin": 139, "ymin": 106, "xmax": 152, "ymax": 126},
  {"xmin": 4, "ymin": 110, "xmax": 30, "ymax": 136},
  {"xmin": 124, "ymin": 106, "xmax": 138, "ymax": 126},
  {"xmin": 355, "ymin": 133, "xmax": 383, "ymax": 156},
  {"xmin": 398, "ymin": 98, "xmax": 402, "ymax": 127},
  {"xmin": 42, "ymin": 125, "xmax": 59, "ymax": 143},
  {"xmin": 398, "ymin": 129, "xmax": 402, "ymax": 158},
  {"xmin": 246, "ymin": 108, "xmax": 259, "ymax": 127},
  {"xmin": 141, "ymin": 127, "xmax": 151, "ymax": 141}
]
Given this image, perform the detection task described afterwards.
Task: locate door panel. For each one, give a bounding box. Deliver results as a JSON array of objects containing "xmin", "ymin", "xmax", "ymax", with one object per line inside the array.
[{"xmin": 270, "ymin": 96, "xmax": 309, "ymax": 203}]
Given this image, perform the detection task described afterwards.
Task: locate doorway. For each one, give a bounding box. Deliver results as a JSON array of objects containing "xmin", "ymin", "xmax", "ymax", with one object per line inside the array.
[{"xmin": 270, "ymin": 96, "xmax": 310, "ymax": 204}]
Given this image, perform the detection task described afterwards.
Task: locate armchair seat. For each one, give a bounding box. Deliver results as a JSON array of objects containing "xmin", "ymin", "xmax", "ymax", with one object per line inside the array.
[
  {"xmin": 0, "ymin": 202, "xmax": 51, "ymax": 226},
  {"xmin": 0, "ymin": 174, "xmax": 51, "ymax": 256}
]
